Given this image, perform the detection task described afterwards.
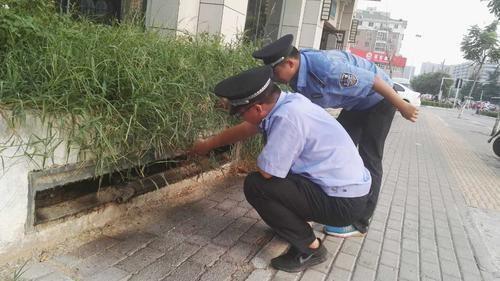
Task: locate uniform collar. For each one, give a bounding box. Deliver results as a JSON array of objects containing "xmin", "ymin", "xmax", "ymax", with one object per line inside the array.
[
  {"xmin": 293, "ymin": 52, "xmax": 307, "ymax": 90},
  {"xmin": 260, "ymin": 92, "xmax": 287, "ymax": 129}
]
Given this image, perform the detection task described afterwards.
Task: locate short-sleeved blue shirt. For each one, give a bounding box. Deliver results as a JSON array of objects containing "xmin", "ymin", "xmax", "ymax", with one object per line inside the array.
[
  {"xmin": 257, "ymin": 92, "xmax": 371, "ymax": 198},
  {"xmin": 289, "ymin": 49, "xmax": 393, "ymax": 111}
]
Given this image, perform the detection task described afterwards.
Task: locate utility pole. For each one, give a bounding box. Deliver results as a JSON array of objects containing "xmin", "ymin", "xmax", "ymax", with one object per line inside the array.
[
  {"xmin": 438, "ymin": 77, "xmax": 445, "ymax": 101},
  {"xmin": 453, "ymin": 78, "xmax": 463, "ymax": 108},
  {"xmin": 453, "ymin": 86, "xmax": 461, "ymax": 108}
]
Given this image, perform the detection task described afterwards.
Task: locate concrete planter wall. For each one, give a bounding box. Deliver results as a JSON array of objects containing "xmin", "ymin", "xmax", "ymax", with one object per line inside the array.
[
  {"xmin": 0, "ymin": 112, "xmax": 81, "ymax": 252},
  {"xmin": 0, "ymin": 111, "xmax": 230, "ymax": 263}
]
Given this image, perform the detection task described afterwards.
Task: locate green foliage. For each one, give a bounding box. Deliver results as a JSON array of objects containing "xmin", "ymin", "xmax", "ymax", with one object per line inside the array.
[
  {"xmin": 0, "ymin": 3, "xmax": 259, "ymax": 175},
  {"xmin": 0, "ymin": 1, "xmax": 45, "ymax": 57},
  {"xmin": 461, "ymin": 21, "xmax": 500, "ymax": 63},
  {"xmin": 487, "ymin": 0, "xmax": 500, "ymax": 19},
  {"xmin": 410, "ymin": 72, "xmax": 451, "ymax": 96},
  {"xmin": 478, "ymin": 110, "xmax": 499, "ymax": 117},
  {"xmin": 7, "ymin": 259, "xmax": 28, "ymax": 281},
  {"xmin": 460, "ymin": 80, "xmax": 483, "ymax": 99},
  {"xmin": 421, "ymin": 100, "xmax": 453, "ymax": 108},
  {"xmin": 482, "ymin": 66, "xmax": 500, "ymax": 101},
  {"xmin": 461, "ymin": 20, "xmax": 500, "ymax": 96}
]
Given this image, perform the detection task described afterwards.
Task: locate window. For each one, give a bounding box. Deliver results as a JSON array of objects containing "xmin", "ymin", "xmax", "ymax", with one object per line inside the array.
[
  {"xmin": 244, "ymin": 0, "xmax": 284, "ymax": 43},
  {"xmin": 375, "ymin": 42, "xmax": 386, "ymax": 52},
  {"xmin": 393, "ymin": 83, "xmax": 405, "ymax": 92},
  {"xmin": 329, "ymin": 0, "xmax": 337, "ymax": 19},
  {"xmin": 368, "ymin": 22, "xmax": 374, "ymax": 27},
  {"xmin": 376, "ymin": 31, "xmax": 387, "ymax": 41},
  {"xmin": 364, "ymin": 41, "xmax": 369, "ymax": 47},
  {"xmin": 394, "ymin": 24, "xmax": 399, "ymax": 29},
  {"xmin": 57, "ymin": 0, "xmax": 121, "ymax": 23}
]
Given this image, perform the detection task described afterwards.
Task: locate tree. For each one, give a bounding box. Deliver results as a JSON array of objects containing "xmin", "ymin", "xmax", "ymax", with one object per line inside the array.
[
  {"xmin": 486, "ymin": 0, "xmax": 500, "ymax": 19},
  {"xmin": 410, "ymin": 72, "xmax": 452, "ymax": 97},
  {"xmin": 461, "ymin": 21, "xmax": 500, "ymax": 97},
  {"xmin": 460, "ymin": 79, "xmax": 483, "ymax": 100},
  {"xmin": 482, "ymin": 66, "xmax": 500, "ymax": 101}
]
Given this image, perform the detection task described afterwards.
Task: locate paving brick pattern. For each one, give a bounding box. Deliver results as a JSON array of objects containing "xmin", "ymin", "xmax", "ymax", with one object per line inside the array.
[
  {"xmin": 10, "ymin": 109, "xmax": 499, "ymax": 281},
  {"xmin": 431, "ymin": 113, "xmax": 500, "ymax": 211}
]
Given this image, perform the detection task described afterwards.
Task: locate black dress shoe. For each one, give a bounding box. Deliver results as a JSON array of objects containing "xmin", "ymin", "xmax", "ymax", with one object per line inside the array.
[{"xmin": 271, "ymin": 239, "xmax": 328, "ymax": 272}]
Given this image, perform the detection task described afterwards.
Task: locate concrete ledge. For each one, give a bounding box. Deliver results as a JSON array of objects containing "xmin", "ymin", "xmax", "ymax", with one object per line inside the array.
[{"xmin": 0, "ymin": 163, "xmax": 241, "ymax": 266}]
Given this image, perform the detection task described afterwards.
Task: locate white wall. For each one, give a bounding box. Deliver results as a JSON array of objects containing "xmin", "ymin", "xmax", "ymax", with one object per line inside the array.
[
  {"xmin": 197, "ymin": 1, "xmax": 224, "ymax": 34},
  {"xmin": 280, "ymin": 0, "xmax": 305, "ymax": 43},
  {"xmin": 0, "ymin": 113, "xmax": 79, "ymax": 251},
  {"xmin": 177, "ymin": 0, "xmax": 200, "ymax": 35},
  {"xmin": 197, "ymin": 0, "xmax": 248, "ymax": 43},
  {"xmin": 220, "ymin": 6, "xmax": 247, "ymax": 43},
  {"xmin": 298, "ymin": 0, "xmax": 323, "ymax": 49},
  {"xmin": 146, "ymin": 0, "xmax": 180, "ymax": 35},
  {"xmin": 221, "ymin": 0, "xmax": 248, "ymax": 43}
]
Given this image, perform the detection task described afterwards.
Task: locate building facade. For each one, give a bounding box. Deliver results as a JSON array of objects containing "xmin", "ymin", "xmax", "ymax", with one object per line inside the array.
[
  {"xmin": 352, "ymin": 7, "xmax": 406, "ymax": 55},
  {"xmin": 402, "ymin": 65, "xmax": 415, "ymax": 80},
  {"xmin": 58, "ymin": 0, "xmax": 362, "ymax": 50},
  {"xmin": 349, "ymin": 7, "xmax": 408, "ymax": 78},
  {"xmin": 452, "ymin": 62, "xmax": 498, "ymax": 83},
  {"xmin": 420, "ymin": 62, "xmax": 454, "ymax": 76},
  {"xmin": 421, "ymin": 61, "xmax": 499, "ymax": 84},
  {"xmin": 144, "ymin": 0, "xmax": 248, "ymax": 43},
  {"xmin": 58, "ymin": 0, "xmax": 363, "ymax": 50},
  {"xmin": 244, "ymin": 0, "xmax": 360, "ymax": 50}
]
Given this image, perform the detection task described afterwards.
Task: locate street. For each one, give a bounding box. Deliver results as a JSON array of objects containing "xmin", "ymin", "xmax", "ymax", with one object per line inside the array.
[{"xmin": 430, "ymin": 107, "xmax": 499, "ymax": 169}]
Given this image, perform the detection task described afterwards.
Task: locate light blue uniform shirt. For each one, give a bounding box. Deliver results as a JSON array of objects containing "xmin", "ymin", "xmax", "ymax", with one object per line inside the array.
[
  {"xmin": 290, "ymin": 49, "xmax": 393, "ymax": 111},
  {"xmin": 257, "ymin": 92, "xmax": 372, "ymax": 198}
]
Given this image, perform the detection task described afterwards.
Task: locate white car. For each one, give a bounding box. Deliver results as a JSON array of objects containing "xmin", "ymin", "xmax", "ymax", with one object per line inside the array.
[{"xmin": 392, "ymin": 82, "xmax": 421, "ymax": 107}]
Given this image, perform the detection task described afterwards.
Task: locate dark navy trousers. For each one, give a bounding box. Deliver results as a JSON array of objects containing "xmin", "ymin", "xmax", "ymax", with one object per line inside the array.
[
  {"xmin": 243, "ymin": 172, "xmax": 368, "ymax": 254},
  {"xmin": 337, "ymin": 98, "xmax": 396, "ymax": 231}
]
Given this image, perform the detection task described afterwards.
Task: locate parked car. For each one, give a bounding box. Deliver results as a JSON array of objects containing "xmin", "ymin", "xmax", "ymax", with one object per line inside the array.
[
  {"xmin": 420, "ymin": 94, "xmax": 434, "ymax": 101},
  {"xmin": 392, "ymin": 82, "xmax": 421, "ymax": 107}
]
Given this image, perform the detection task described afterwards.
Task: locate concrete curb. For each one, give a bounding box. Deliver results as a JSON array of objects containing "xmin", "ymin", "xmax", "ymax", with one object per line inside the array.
[{"xmin": 0, "ymin": 163, "xmax": 238, "ymax": 267}]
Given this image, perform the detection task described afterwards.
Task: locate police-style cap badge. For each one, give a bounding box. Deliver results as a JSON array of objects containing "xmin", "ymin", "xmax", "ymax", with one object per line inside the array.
[
  {"xmin": 213, "ymin": 66, "xmax": 273, "ymax": 114},
  {"xmin": 252, "ymin": 34, "xmax": 294, "ymax": 67}
]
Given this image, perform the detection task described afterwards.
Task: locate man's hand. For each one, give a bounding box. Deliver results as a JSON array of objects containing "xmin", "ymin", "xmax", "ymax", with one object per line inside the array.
[
  {"xmin": 258, "ymin": 167, "xmax": 273, "ymax": 179},
  {"xmin": 189, "ymin": 122, "xmax": 259, "ymax": 156},
  {"xmin": 190, "ymin": 139, "xmax": 213, "ymax": 156},
  {"xmin": 372, "ymin": 76, "xmax": 419, "ymax": 123},
  {"xmin": 399, "ymin": 102, "xmax": 419, "ymax": 122}
]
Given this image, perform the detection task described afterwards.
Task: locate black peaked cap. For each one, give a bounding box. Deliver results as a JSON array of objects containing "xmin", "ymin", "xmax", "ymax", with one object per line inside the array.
[
  {"xmin": 213, "ymin": 66, "xmax": 273, "ymax": 112},
  {"xmin": 252, "ymin": 34, "xmax": 294, "ymax": 66}
]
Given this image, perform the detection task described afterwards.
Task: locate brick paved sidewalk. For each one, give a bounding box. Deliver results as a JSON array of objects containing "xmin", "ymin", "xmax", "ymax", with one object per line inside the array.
[{"xmin": 5, "ymin": 108, "xmax": 500, "ymax": 281}]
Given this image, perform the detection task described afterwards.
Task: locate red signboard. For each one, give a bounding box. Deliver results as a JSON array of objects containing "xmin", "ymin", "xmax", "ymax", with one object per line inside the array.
[{"xmin": 349, "ymin": 48, "xmax": 407, "ymax": 68}]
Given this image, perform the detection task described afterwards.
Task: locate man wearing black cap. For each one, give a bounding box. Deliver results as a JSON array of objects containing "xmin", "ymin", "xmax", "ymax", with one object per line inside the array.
[
  {"xmin": 192, "ymin": 65, "xmax": 372, "ymax": 272},
  {"xmin": 252, "ymin": 34, "xmax": 419, "ymax": 237}
]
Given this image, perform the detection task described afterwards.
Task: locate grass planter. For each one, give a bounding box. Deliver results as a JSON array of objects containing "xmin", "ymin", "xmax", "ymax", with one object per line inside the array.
[
  {"xmin": 1, "ymin": 2, "xmax": 260, "ymax": 176},
  {"xmin": 421, "ymin": 100, "xmax": 454, "ymax": 108},
  {"xmin": 0, "ymin": 1, "xmax": 263, "ymax": 259}
]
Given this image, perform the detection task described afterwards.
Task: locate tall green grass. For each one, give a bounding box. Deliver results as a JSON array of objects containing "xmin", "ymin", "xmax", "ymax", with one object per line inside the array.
[{"xmin": 0, "ymin": 0, "xmax": 260, "ymax": 175}]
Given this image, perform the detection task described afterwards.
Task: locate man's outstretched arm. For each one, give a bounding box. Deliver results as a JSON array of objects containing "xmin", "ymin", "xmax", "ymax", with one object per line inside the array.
[
  {"xmin": 191, "ymin": 121, "xmax": 259, "ymax": 155},
  {"xmin": 373, "ymin": 76, "xmax": 419, "ymax": 122}
]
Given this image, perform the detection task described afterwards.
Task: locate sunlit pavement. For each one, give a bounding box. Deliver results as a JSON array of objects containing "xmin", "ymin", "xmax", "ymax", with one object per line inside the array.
[{"xmin": 7, "ymin": 107, "xmax": 500, "ymax": 281}]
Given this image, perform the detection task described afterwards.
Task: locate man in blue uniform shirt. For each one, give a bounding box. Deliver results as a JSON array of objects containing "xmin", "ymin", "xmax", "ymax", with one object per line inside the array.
[
  {"xmin": 252, "ymin": 34, "xmax": 419, "ymax": 237},
  {"xmin": 192, "ymin": 66, "xmax": 371, "ymax": 272}
]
